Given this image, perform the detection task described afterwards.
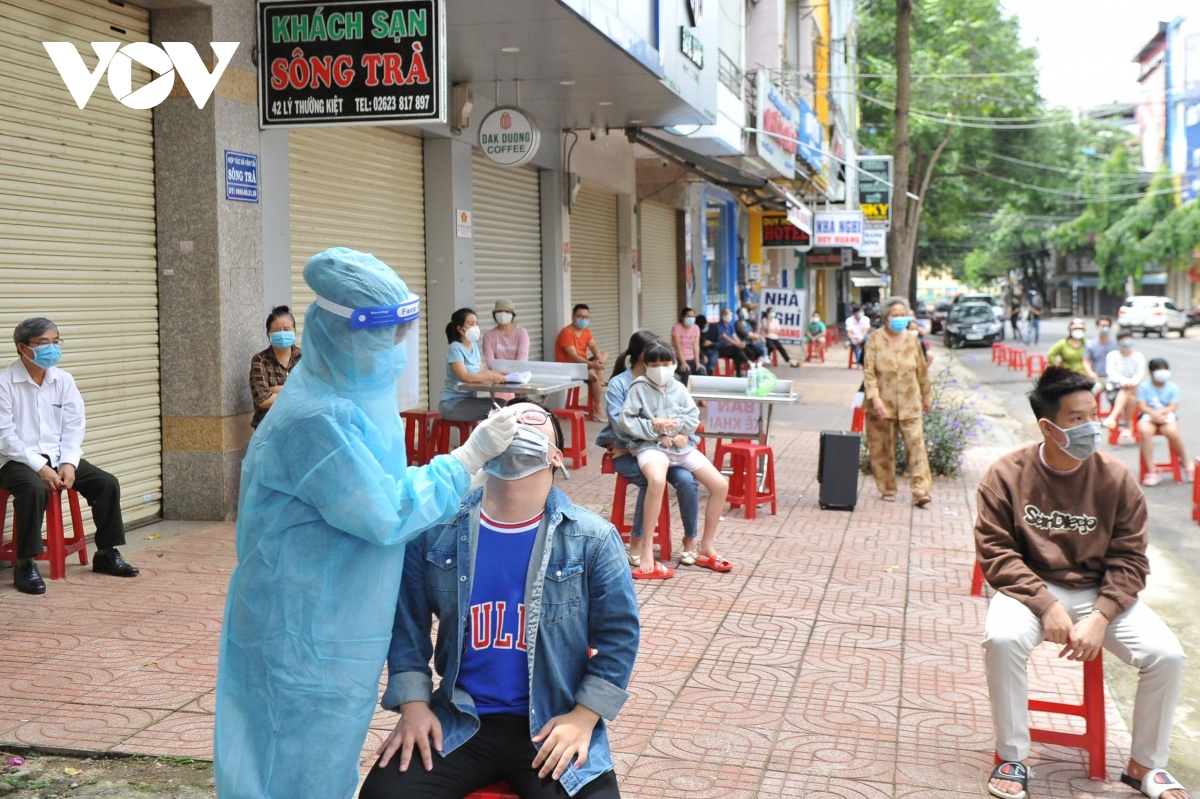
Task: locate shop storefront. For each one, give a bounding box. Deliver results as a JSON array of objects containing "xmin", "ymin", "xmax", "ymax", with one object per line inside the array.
[
  {"xmin": 288, "ymin": 127, "xmax": 430, "ymax": 407},
  {"xmin": 1, "ymin": 0, "xmax": 163, "ymax": 525},
  {"xmin": 570, "ymin": 186, "xmax": 622, "ymax": 360},
  {"xmin": 701, "ymin": 185, "xmax": 740, "ymax": 319},
  {"xmin": 638, "ymin": 201, "xmax": 680, "ymax": 336}
]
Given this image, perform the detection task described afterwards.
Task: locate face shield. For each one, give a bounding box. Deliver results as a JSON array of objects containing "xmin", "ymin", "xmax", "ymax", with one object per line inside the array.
[{"xmin": 314, "ymin": 293, "xmax": 422, "ymax": 411}]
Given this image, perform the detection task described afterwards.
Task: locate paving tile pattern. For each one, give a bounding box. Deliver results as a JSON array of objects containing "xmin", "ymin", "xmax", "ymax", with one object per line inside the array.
[{"xmin": 0, "ymin": 395, "xmax": 1144, "ymax": 796}]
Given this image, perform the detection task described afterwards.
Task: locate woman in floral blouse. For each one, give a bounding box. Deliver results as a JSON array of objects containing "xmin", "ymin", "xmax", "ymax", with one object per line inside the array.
[{"xmin": 862, "ymin": 297, "xmax": 933, "ymax": 506}]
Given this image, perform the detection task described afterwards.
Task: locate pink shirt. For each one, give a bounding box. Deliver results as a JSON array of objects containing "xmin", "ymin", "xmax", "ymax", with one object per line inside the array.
[
  {"xmin": 482, "ymin": 325, "xmax": 530, "ymax": 367},
  {"xmin": 671, "ymin": 323, "xmax": 701, "ymax": 361}
]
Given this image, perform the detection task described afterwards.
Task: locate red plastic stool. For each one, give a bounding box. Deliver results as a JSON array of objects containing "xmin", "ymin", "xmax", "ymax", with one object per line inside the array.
[
  {"xmin": 550, "ymin": 408, "xmax": 588, "ymax": 469},
  {"xmin": 466, "ymin": 783, "xmax": 519, "ymax": 799},
  {"xmin": 1193, "ymin": 457, "xmax": 1200, "ymax": 523},
  {"xmin": 0, "ymin": 488, "xmax": 88, "ymax": 580},
  {"xmin": 401, "ymin": 410, "xmax": 438, "ymax": 466},
  {"xmin": 970, "ymin": 561, "xmax": 985, "ymax": 597},
  {"xmin": 1139, "ymin": 434, "xmax": 1184, "ymax": 484},
  {"xmin": 991, "ymin": 342, "xmax": 1007, "ymax": 363},
  {"xmin": 715, "ymin": 440, "xmax": 776, "ymax": 520},
  {"xmin": 605, "ymin": 453, "xmax": 671, "ymax": 561},
  {"xmin": 1008, "ymin": 348, "xmax": 1027, "ymax": 372},
  {"xmin": 805, "ymin": 340, "xmax": 825, "ymax": 363},
  {"xmin": 851, "ymin": 405, "xmax": 865, "ymax": 433},
  {"xmin": 1095, "ymin": 392, "xmax": 1111, "ymax": 421},
  {"xmin": 565, "ymin": 386, "xmax": 595, "ymax": 421},
  {"xmin": 431, "ymin": 419, "xmax": 476, "ymax": 456},
  {"xmin": 770, "ymin": 349, "xmax": 779, "ymax": 367},
  {"xmin": 716, "ymin": 356, "xmax": 737, "ymax": 376},
  {"xmin": 826, "ymin": 327, "xmax": 839, "ymax": 346},
  {"xmin": 847, "ymin": 346, "xmax": 858, "ymax": 369},
  {"xmin": 1026, "ymin": 354, "xmax": 1047, "ymax": 378},
  {"xmin": 996, "ymin": 655, "xmax": 1106, "ymax": 780},
  {"xmin": 695, "ymin": 422, "xmax": 707, "ymax": 456}
]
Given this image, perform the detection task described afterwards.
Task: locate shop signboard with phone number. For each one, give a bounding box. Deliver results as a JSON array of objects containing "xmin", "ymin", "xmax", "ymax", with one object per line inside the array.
[{"xmin": 258, "ymin": 0, "xmax": 445, "ymax": 128}]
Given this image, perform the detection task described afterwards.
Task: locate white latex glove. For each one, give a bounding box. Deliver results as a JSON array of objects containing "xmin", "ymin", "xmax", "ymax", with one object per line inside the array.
[{"xmin": 451, "ymin": 406, "xmax": 519, "ymax": 474}]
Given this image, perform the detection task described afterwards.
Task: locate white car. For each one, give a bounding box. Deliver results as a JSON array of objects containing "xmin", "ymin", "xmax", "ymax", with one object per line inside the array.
[{"xmin": 1117, "ymin": 296, "xmax": 1189, "ymax": 337}]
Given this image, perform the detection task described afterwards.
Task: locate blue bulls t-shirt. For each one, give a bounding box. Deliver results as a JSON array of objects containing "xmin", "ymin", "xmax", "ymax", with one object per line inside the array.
[{"xmin": 455, "ymin": 508, "xmax": 541, "ymax": 715}]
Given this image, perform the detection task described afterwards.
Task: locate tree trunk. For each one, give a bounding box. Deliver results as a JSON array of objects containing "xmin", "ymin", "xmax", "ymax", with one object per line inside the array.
[{"xmin": 888, "ymin": 0, "xmax": 913, "ymax": 300}]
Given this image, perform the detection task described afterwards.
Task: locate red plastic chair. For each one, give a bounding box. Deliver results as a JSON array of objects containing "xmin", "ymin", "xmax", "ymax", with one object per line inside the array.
[
  {"xmin": 1007, "ymin": 348, "xmax": 1027, "ymax": 372},
  {"xmin": 1026, "ymin": 354, "xmax": 1047, "ymax": 378},
  {"xmin": 430, "ymin": 419, "xmax": 476, "ymax": 456},
  {"xmin": 466, "ymin": 784, "xmax": 518, "ymax": 799},
  {"xmin": 0, "ymin": 488, "xmax": 89, "ymax": 580},
  {"xmin": 970, "ymin": 561, "xmax": 985, "ymax": 597},
  {"xmin": 716, "ymin": 356, "xmax": 737, "ymax": 376},
  {"xmin": 997, "ymin": 656, "xmax": 1106, "ymax": 780},
  {"xmin": 565, "ymin": 386, "xmax": 595, "ymax": 421},
  {"xmin": 991, "ymin": 342, "xmax": 1007, "ymax": 363},
  {"xmin": 603, "ymin": 451, "xmax": 672, "ymax": 561},
  {"xmin": 851, "ymin": 404, "xmax": 865, "ymax": 433},
  {"xmin": 715, "ymin": 440, "xmax": 776, "ymax": 520},
  {"xmin": 805, "ymin": 340, "xmax": 825, "ymax": 363},
  {"xmin": 1139, "ymin": 433, "xmax": 1184, "ymax": 484},
  {"xmin": 550, "ymin": 408, "xmax": 588, "ymax": 469},
  {"xmin": 401, "ymin": 410, "xmax": 438, "ymax": 466}
]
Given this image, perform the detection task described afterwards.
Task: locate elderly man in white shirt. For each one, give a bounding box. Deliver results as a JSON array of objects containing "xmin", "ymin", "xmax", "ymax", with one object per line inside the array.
[
  {"xmin": 845, "ymin": 305, "xmax": 872, "ymax": 366},
  {"xmin": 0, "ymin": 318, "xmax": 138, "ymax": 595}
]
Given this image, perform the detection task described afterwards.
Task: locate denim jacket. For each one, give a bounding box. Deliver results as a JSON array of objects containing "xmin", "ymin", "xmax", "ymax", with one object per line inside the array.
[{"xmin": 383, "ymin": 487, "xmax": 640, "ymax": 796}]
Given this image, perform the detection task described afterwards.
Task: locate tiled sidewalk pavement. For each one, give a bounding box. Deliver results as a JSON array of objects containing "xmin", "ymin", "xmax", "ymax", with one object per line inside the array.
[{"xmin": 0, "ymin": 383, "xmax": 1144, "ymax": 797}]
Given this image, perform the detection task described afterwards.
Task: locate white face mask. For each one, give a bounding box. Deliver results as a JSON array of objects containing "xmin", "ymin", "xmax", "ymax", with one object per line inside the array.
[
  {"xmin": 721, "ymin": 314, "xmax": 732, "ymax": 323},
  {"xmin": 495, "ymin": 312, "xmax": 513, "ymax": 325},
  {"xmin": 646, "ymin": 365, "xmax": 675, "ymax": 387},
  {"xmin": 463, "ymin": 325, "xmax": 481, "ymax": 343},
  {"xmin": 1070, "ymin": 329, "xmax": 1084, "ymax": 340},
  {"xmin": 1152, "ymin": 369, "xmax": 1171, "ymax": 382}
]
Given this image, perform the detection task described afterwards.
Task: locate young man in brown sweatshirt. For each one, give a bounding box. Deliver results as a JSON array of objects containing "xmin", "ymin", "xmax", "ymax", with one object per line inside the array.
[{"xmin": 976, "ymin": 366, "xmax": 1186, "ymax": 799}]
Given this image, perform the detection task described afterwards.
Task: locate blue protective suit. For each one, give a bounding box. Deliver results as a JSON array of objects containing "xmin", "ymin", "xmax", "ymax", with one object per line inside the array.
[{"xmin": 215, "ymin": 248, "xmax": 471, "ymax": 799}]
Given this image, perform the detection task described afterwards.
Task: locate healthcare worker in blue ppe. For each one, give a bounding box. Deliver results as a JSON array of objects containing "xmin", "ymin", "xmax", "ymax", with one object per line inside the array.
[{"xmin": 215, "ymin": 248, "xmax": 520, "ymax": 799}]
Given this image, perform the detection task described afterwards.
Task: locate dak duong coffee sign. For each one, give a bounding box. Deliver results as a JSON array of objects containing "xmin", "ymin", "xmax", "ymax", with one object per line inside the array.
[
  {"xmin": 258, "ymin": 0, "xmax": 446, "ymax": 127},
  {"xmin": 478, "ymin": 106, "xmax": 540, "ymax": 167}
]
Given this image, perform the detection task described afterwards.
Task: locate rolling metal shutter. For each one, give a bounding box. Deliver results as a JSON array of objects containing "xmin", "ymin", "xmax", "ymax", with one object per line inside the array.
[
  {"xmin": 289, "ymin": 127, "xmax": 429, "ymax": 406},
  {"xmin": 570, "ymin": 187, "xmax": 620, "ymax": 360},
  {"xmin": 0, "ymin": 0, "xmax": 162, "ymax": 525},
  {"xmin": 471, "ymin": 153, "xmax": 542, "ymax": 359},
  {"xmin": 638, "ymin": 201, "xmax": 679, "ymax": 338}
]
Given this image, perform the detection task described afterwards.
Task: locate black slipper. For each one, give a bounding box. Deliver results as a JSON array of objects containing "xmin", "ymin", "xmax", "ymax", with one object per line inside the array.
[{"xmin": 987, "ymin": 761, "xmax": 1028, "ymax": 799}]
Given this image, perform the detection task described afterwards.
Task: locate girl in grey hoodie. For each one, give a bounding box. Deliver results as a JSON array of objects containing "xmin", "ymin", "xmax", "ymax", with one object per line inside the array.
[{"xmin": 616, "ymin": 340, "xmax": 731, "ymax": 578}]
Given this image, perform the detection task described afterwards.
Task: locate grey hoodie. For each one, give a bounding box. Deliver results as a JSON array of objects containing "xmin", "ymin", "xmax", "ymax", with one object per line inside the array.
[{"xmin": 616, "ymin": 375, "xmax": 701, "ymax": 456}]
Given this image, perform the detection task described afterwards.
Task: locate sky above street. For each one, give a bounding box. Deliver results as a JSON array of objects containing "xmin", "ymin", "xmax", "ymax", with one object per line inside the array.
[{"xmin": 1001, "ymin": 0, "xmax": 1192, "ymax": 110}]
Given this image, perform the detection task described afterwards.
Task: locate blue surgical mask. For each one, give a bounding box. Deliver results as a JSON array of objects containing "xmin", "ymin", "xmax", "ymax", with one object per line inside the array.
[
  {"xmin": 888, "ymin": 317, "xmax": 910, "ymax": 333},
  {"xmin": 683, "ymin": 317, "xmax": 695, "ymax": 327},
  {"xmin": 26, "ymin": 343, "xmax": 62, "ymax": 369},
  {"xmin": 575, "ymin": 318, "xmax": 589, "ymax": 329},
  {"xmin": 270, "ymin": 331, "xmax": 296, "ymax": 349},
  {"xmin": 1047, "ymin": 419, "xmax": 1103, "ymax": 461}
]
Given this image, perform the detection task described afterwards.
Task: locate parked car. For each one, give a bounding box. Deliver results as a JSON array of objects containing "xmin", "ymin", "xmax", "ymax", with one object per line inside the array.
[
  {"xmin": 929, "ymin": 301, "xmax": 952, "ymax": 333},
  {"xmin": 944, "ymin": 302, "xmax": 1004, "ymax": 348},
  {"xmin": 952, "ymin": 292, "xmax": 1006, "ymax": 326},
  {"xmin": 1186, "ymin": 306, "xmax": 1200, "ymax": 328},
  {"xmin": 1116, "ymin": 296, "xmax": 1189, "ymax": 337}
]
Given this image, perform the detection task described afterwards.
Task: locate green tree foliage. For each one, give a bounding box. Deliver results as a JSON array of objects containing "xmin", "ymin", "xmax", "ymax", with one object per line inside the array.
[
  {"xmin": 1141, "ymin": 199, "xmax": 1200, "ymax": 271},
  {"xmin": 1093, "ymin": 167, "xmax": 1177, "ymax": 290}
]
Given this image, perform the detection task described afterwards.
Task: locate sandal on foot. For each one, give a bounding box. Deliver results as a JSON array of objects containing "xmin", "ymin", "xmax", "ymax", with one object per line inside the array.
[
  {"xmin": 694, "ymin": 554, "xmax": 733, "ymax": 573},
  {"xmin": 632, "ymin": 562, "xmax": 675, "ymax": 580},
  {"xmin": 1121, "ymin": 769, "xmax": 1187, "ymax": 799},
  {"xmin": 914, "ymin": 494, "xmax": 931, "ymax": 508},
  {"xmin": 679, "ymin": 550, "xmax": 698, "ymax": 566},
  {"xmin": 627, "ymin": 552, "xmax": 642, "ymax": 568},
  {"xmin": 881, "ymin": 494, "xmax": 896, "ymax": 502},
  {"xmin": 986, "ymin": 761, "xmax": 1028, "ymax": 799},
  {"xmin": 1143, "ymin": 472, "xmax": 1163, "ymax": 487}
]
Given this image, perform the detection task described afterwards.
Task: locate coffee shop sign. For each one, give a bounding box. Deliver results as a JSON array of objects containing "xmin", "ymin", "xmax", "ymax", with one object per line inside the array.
[{"xmin": 478, "ymin": 105, "xmax": 540, "ymax": 168}]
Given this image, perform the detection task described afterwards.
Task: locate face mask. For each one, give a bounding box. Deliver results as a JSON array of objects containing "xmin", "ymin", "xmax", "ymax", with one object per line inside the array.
[
  {"xmin": 721, "ymin": 314, "xmax": 732, "ymax": 323},
  {"xmin": 646, "ymin": 365, "xmax": 675, "ymax": 387},
  {"xmin": 1152, "ymin": 369, "xmax": 1171, "ymax": 382},
  {"xmin": 683, "ymin": 317, "xmax": 695, "ymax": 327},
  {"xmin": 888, "ymin": 317, "xmax": 910, "ymax": 333},
  {"xmin": 1070, "ymin": 329, "xmax": 1084, "ymax": 340},
  {"xmin": 463, "ymin": 325, "xmax": 481, "ymax": 343},
  {"xmin": 854, "ymin": 312, "xmax": 862, "ymax": 318},
  {"xmin": 270, "ymin": 331, "xmax": 296, "ymax": 349},
  {"xmin": 1046, "ymin": 419, "xmax": 1103, "ymax": 462},
  {"xmin": 495, "ymin": 312, "xmax": 513, "ymax": 325},
  {"xmin": 575, "ymin": 318, "xmax": 589, "ymax": 329},
  {"xmin": 1119, "ymin": 340, "xmax": 1133, "ymax": 351},
  {"xmin": 811, "ymin": 317, "xmax": 820, "ymax": 323},
  {"xmin": 768, "ymin": 312, "xmax": 776, "ymax": 320},
  {"xmin": 1098, "ymin": 326, "xmax": 1110, "ymax": 336},
  {"xmin": 25, "ymin": 343, "xmax": 62, "ymax": 369},
  {"xmin": 483, "ymin": 424, "xmax": 556, "ymax": 481}
]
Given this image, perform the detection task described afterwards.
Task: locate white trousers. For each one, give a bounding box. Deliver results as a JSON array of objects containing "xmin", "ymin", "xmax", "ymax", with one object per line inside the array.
[{"xmin": 983, "ymin": 583, "xmax": 1184, "ymax": 767}]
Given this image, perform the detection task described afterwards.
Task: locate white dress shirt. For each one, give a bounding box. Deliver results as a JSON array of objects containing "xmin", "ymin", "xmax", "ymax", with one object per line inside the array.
[
  {"xmin": 0, "ymin": 360, "xmax": 86, "ymax": 472},
  {"xmin": 845, "ymin": 314, "xmax": 872, "ymax": 342}
]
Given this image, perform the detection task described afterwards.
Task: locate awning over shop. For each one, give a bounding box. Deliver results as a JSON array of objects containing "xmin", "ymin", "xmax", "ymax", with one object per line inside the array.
[{"xmin": 627, "ymin": 128, "xmax": 799, "ymax": 211}]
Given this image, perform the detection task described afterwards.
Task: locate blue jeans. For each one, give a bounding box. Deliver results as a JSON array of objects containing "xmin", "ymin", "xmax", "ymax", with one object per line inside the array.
[
  {"xmin": 611, "ymin": 453, "xmax": 698, "ymax": 541},
  {"xmin": 851, "ymin": 341, "xmax": 865, "ymax": 364}
]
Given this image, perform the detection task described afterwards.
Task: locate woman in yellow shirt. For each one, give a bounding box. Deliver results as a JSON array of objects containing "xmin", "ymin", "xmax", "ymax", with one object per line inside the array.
[{"xmin": 1045, "ymin": 318, "xmax": 1088, "ymax": 374}]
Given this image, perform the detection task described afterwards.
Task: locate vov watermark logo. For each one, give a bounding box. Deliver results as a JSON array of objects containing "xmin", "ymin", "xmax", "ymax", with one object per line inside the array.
[{"xmin": 42, "ymin": 42, "xmax": 239, "ymax": 110}]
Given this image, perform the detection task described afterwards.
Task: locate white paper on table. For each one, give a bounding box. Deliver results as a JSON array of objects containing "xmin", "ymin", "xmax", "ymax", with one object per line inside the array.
[{"xmin": 505, "ymin": 371, "xmax": 532, "ymax": 384}]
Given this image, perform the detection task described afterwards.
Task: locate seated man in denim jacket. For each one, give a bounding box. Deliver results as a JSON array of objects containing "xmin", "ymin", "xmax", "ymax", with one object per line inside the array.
[{"xmin": 362, "ymin": 398, "xmax": 640, "ymax": 799}]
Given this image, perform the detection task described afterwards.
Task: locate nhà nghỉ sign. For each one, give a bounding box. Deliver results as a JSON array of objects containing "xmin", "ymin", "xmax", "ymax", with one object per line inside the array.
[
  {"xmin": 759, "ymin": 287, "xmax": 808, "ymax": 344},
  {"xmin": 813, "ymin": 210, "xmax": 864, "ymax": 247},
  {"xmin": 258, "ymin": 0, "xmax": 445, "ymax": 127}
]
